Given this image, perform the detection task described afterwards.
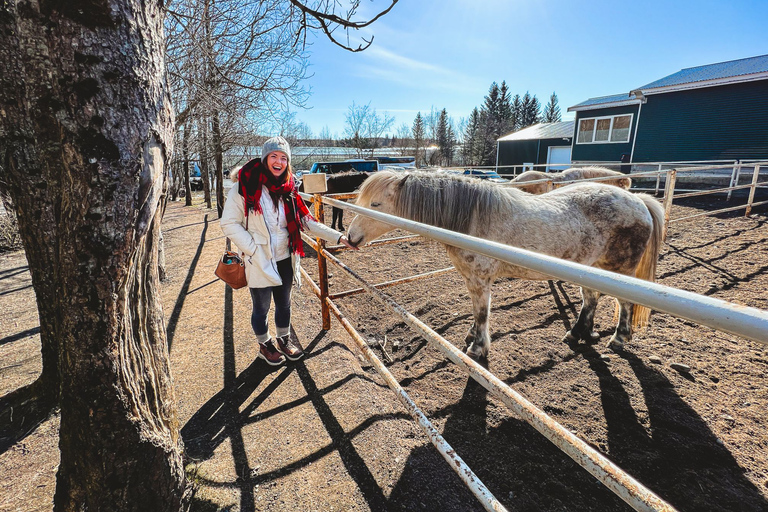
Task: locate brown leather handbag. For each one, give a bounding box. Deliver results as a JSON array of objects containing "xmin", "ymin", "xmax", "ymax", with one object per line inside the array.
[
  {"xmin": 216, "ymin": 216, "xmax": 248, "ymax": 290},
  {"xmin": 215, "ymin": 250, "xmax": 247, "ymax": 289}
]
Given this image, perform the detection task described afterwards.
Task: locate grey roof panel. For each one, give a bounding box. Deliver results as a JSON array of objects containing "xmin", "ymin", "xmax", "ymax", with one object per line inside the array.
[
  {"xmin": 498, "ymin": 121, "xmax": 575, "ymax": 142},
  {"xmin": 569, "ymin": 93, "xmax": 637, "ymax": 109},
  {"xmin": 638, "ymin": 54, "xmax": 768, "ymax": 90}
]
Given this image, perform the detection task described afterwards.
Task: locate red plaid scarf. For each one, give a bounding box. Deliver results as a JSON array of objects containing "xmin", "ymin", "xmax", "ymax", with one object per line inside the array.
[{"xmin": 238, "ymin": 158, "xmax": 313, "ymax": 257}]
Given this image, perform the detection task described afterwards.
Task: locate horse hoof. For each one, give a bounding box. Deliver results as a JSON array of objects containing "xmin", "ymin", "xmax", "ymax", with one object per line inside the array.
[
  {"xmin": 562, "ymin": 331, "xmax": 579, "ymax": 344},
  {"xmin": 607, "ymin": 336, "xmax": 625, "ymax": 351},
  {"xmin": 465, "ymin": 344, "xmax": 486, "ymax": 360},
  {"xmin": 588, "ymin": 331, "xmax": 600, "ymax": 343}
]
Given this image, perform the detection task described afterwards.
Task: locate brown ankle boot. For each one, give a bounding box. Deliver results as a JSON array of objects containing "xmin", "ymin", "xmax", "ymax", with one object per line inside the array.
[
  {"xmin": 259, "ymin": 339, "xmax": 286, "ymax": 366},
  {"xmin": 276, "ymin": 335, "xmax": 304, "ymax": 361}
]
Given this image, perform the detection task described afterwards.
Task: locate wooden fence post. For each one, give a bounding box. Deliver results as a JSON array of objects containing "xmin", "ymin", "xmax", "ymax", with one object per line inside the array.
[
  {"xmin": 745, "ymin": 164, "xmax": 761, "ymax": 217},
  {"xmin": 727, "ymin": 160, "xmax": 740, "ymax": 201},
  {"xmin": 314, "ymin": 194, "xmax": 331, "ymax": 330},
  {"xmin": 662, "ymin": 169, "xmax": 677, "ymax": 241},
  {"xmin": 654, "ymin": 163, "xmax": 663, "ymax": 196}
]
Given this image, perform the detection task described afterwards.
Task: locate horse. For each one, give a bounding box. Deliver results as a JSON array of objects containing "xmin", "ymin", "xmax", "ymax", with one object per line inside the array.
[
  {"xmin": 323, "ymin": 171, "xmax": 372, "ymax": 231},
  {"xmin": 347, "ymin": 171, "xmax": 663, "ymax": 360},
  {"xmin": 508, "ymin": 166, "xmax": 632, "ymax": 194}
]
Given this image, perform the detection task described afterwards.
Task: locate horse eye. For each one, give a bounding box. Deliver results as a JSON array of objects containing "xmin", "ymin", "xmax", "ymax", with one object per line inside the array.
[{"xmin": 370, "ymin": 202, "xmax": 381, "ymax": 208}]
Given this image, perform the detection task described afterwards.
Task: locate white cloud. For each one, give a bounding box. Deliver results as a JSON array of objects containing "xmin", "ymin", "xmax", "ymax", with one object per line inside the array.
[{"xmin": 351, "ymin": 45, "xmax": 484, "ymax": 94}]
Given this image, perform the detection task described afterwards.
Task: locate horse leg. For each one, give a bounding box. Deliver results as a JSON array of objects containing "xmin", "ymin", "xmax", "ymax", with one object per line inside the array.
[
  {"xmin": 463, "ymin": 322, "xmax": 477, "ymax": 348},
  {"xmin": 465, "ymin": 279, "xmax": 492, "ymax": 360},
  {"xmin": 607, "ymin": 300, "xmax": 633, "ymax": 350},
  {"xmin": 563, "ymin": 287, "xmax": 601, "ymax": 344},
  {"xmin": 338, "ymin": 208, "xmax": 344, "ymax": 232},
  {"xmin": 331, "ymin": 207, "xmax": 339, "ymax": 230}
]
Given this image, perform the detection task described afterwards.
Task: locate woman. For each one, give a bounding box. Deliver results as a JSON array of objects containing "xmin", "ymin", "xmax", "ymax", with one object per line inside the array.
[{"xmin": 221, "ymin": 136, "xmax": 357, "ymax": 366}]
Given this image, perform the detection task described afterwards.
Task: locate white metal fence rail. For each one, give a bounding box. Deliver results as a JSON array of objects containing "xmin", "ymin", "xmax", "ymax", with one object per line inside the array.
[
  {"xmin": 326, "ymin": 196, "xmax": 768, "ymax": 345},
  {"xmin": 298, "ymin": 189, "xmax": 767, "ymax": 512}
]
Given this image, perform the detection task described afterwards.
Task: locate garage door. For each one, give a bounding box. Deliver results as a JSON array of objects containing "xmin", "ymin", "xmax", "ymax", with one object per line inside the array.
[{"xmin": 547, "ymin": 146, "xmax": 572, "ymax": 171}]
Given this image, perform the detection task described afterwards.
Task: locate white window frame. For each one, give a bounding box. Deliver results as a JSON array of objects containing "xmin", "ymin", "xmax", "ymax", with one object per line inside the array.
[{"xmin": 576, "ymin": 113, "xmax": 633, "ymax": 144}]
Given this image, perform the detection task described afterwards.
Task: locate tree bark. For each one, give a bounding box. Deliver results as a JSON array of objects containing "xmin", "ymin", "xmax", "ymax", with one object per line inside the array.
[
  {"xmin": 200, "ymin": 119, "xmax": 212, "ymax": 209},
  {"xmin": 212, "ymin": 111, "xmax": 225, "ymax": 218},
  {"xmin": 182, "ymin": 124, "xmax": 192, "ymax": 206},
  {"xmin": 0, "ymin": 0, "xmax": 186, "ymax": 510}
]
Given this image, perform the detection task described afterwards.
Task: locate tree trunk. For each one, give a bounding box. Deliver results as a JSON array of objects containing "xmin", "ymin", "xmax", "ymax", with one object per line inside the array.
[
  {"xmin": 200, "ymin": 119, "xmax": 212, "ymax": 210},
  {"xmin": 0, "ymin": 1, "xmax": 186, "ymax": 510},
  {"xmin": 182, "ymin": 124, "xmax": 192, "ymax": 206},
  {"xmin": 212, "ymin": 111, "xmax": 225, "ymax": 218},
  {"xmin": 169, "ymin": 160, "xmax": 180, "ymax": 202}
]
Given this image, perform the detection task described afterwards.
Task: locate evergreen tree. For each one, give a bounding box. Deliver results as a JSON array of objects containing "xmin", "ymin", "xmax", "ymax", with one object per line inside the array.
[
  {"xmin": 520, "ymin": 91, "xmax": 541, "ymax": 128},
  {"xmin": 479, "ymin": 82, "xmax": 501, "ymax": 166},
  {"xmin": 462, "ymin": 107, "xmax": 481, "ymax": 166},
  {"xmin": 412, "ymin": 112, "xmax": 425, "ymax": 166},
  {"xmin": 542, "ymin": 92, "xmax": 562, "ymax": 123},
  {"xmin": 446, "ymin": 124, "xmax": 456, "ymax": 166},
  {"xmin": 498, "ymin": 81, "xmax": 514, "ymax": 136},
  {"xmin": 436, "ymin": 108, "xmax": 455, "ymax": 165},
  {"xmin": 511, "ymin": 94, "xmax": 522, "ymax": 132}
]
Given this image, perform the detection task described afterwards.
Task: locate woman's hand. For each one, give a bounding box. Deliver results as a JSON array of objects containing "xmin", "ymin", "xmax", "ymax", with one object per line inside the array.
[{"xmin": 338, "ymin": 236, "xmax": 359, "ymax": 251}]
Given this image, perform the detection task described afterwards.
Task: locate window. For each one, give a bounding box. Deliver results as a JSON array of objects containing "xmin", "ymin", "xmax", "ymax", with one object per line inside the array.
[
  {"xmin": 610, "ymin": 115, "xmax": 631, "ymax": 142},
  {"xmin": 576, "ymin": 114, "xmax": 633, "ymax": 144},
  {"xmin": 577, "ymin": 119, "xmax": 594, "ymax": 144}
]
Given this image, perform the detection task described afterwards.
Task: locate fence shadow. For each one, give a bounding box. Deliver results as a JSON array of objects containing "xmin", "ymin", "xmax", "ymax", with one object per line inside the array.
[{"xmin": 575, "ymin": 346, "xmax": 768, "ymax": 511}]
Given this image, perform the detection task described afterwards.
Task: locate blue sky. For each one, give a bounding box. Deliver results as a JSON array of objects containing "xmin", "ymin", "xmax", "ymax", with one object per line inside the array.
[{"xmin": 293, "ymin": 0, "xmax": 768, "ymax": 138}]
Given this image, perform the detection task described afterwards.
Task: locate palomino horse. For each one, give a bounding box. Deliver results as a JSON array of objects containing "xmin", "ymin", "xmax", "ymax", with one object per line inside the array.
[
  {"xmin": 347, "ymin": 171, "xmax": 663, "ymax": 360},
  {"xmin": 509, "ymin": 166, "xmax": 632, "ymax": 194}
]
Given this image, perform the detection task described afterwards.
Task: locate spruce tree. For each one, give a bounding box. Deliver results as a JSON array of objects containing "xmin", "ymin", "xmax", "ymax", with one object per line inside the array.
[
  {"xmin": 499, "ymin": 81, "xmax": 514, "ymax": 137},
  {"xmin": 412, "ymin": 112, "xmax": 425, "ymax": 166},
  {"xmin": 511, "ymin": 94, "xmax": 522, "ymax": 133},
  {"xmin": 520, "ymin": 91, "xmax": 541, "ymax": 128},
  {"xmin": 463, "ymin": 108, "xmax": 481, "ymax": 166},
  {"xmin": 437, "ymin": 108, "xmax": 451, "ymax": 165},
  {"xmin": 479, "ymin": 82, "xmax": 501, "ymax": 166},
  {"xmin": 543, "ymin": 92, "xmax": 561, "ymax": 123}
]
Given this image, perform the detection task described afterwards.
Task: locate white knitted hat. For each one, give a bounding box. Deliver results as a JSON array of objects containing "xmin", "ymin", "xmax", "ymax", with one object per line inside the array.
[{"xmin": 261, "ymin": 136, "xmax": 291, "ymax": 164}]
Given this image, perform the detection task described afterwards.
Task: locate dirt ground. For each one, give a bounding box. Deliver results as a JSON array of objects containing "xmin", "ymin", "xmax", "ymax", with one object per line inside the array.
[{"xmin": 1, "ymin": 190, "xmax": 767, "ymax": 512}]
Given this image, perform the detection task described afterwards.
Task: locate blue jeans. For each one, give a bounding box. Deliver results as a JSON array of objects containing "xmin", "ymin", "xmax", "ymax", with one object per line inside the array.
[{"xmin": 249, "ymin": 258, "xmax": 293, "ymax": 340}]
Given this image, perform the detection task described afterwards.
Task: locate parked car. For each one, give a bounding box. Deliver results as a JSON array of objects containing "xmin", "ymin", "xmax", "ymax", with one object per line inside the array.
[
  {"xmin": 190, "ymin": 163, "xmax": 203, "ymax": 191},
  {"xmin": 462, "ymin": 169, "xmax": 508, "ymax": 183}
]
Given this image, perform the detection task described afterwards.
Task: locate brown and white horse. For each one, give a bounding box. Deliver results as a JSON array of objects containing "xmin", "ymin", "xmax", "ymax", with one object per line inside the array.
[
  {"xmin": 509, "ymin": 166, "xmax": 632, "ymax": 194},
  {"xmin": 347, "ymin": 171, "xmax": 663, "ymax": 360}
]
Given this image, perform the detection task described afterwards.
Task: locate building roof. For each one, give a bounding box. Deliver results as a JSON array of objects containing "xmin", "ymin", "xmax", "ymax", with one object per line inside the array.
[
  {"xmin": 498, "ymin": 121, "xmax": 575, "ymax": 142},
  {"xmin": 567, "ymin": 93, "xmax": 642, "ymax": 112},
  {"xmin": 569, "ymin": 54, "xmax": 768, "ymax": 111},
  {"xmin": 636, "ymin": 54, "xmax": 768, "ymax": 92}
]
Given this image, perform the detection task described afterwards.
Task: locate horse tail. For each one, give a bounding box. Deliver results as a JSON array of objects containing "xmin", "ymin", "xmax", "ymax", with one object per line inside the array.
[{"xmin": 632, "ymin": 194, "xmax": 664, "ymax": 329}]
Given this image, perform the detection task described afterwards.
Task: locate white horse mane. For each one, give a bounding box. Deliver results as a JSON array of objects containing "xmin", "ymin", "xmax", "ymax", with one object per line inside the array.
[{"xmin": 357, "ymin": 171, "xmax": 516, "ymax": 234}]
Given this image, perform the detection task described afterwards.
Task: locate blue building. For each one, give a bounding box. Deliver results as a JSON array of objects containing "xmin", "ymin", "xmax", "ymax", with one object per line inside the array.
[{"xmin": 567, "ymin": 54, "xmax": 768, "ymax": 165}]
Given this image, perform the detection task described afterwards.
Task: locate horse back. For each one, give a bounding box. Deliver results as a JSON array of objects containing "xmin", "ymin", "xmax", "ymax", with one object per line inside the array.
[{"xmin": 325, "ymin": 171, "xmax": 371, "ymax": 193}]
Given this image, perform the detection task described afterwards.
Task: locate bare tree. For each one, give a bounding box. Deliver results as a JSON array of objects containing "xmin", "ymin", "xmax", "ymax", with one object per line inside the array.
[
  {"xmin": 0, "ymin": 1, "xmax": 397, "ymax": 510},
  {"xmin": 343, "ymin": 101, "xmax": 395, "ymax": 158}
]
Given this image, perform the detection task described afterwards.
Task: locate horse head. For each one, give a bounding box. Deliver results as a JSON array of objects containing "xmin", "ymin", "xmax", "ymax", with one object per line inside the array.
[{"xmin": 346, "ymin": 171, "xmax": 402, "ymax": 247}]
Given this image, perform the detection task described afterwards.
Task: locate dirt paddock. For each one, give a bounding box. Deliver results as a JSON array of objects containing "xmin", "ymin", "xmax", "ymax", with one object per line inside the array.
[{"xmin": 1, "ymin": 192, "xmax": 767, "ymax": 512}]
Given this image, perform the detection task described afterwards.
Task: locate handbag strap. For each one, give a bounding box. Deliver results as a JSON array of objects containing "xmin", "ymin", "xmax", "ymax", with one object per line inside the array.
[{"xmin": 225, "ymin": 207, "xmax": 249, "ymax": 253}]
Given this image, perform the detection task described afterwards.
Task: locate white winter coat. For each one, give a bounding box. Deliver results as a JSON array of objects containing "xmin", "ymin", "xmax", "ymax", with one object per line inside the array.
[{"xmin": 220, "ymin": 184, "xmax": 342, "ymax": 288}]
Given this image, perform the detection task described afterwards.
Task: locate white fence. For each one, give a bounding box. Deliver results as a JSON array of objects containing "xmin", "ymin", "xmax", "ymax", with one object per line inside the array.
[{"xmin": 299, "ymin": 186, "xmax": 768, "ymax": 512}]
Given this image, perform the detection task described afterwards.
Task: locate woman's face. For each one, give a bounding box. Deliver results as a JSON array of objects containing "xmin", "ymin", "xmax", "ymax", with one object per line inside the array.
[{"xmin": 266, "ymin": 151, "xmax": 289, "ymax": 178}]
